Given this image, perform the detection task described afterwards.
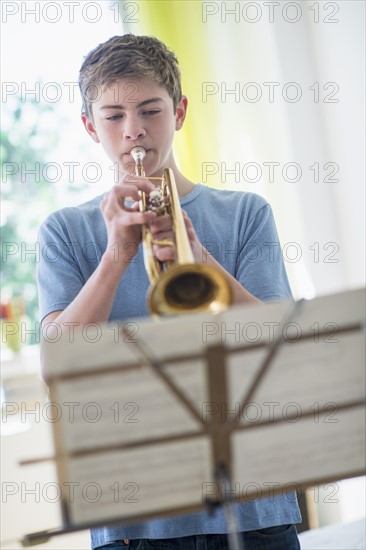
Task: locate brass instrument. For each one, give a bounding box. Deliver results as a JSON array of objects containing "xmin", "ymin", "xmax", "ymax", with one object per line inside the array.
[{"xmin": 131, "ymin": 146, "xmax": 232, "ymax": 315}]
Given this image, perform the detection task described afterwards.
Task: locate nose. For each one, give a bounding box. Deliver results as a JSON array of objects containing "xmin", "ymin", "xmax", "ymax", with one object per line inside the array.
[{"xmin": 123, "ymin": 114, "xmax": 146, "ymax": 141}]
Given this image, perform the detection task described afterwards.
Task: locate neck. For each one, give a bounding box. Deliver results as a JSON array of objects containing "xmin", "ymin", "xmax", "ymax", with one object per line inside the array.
[
  {"xmin": 159, "ymin": 155, "xmax": 195, "ymax": 199},
  {"xmin": 172, "ymin": 171, "xmax": 195, "ymax": 198}
]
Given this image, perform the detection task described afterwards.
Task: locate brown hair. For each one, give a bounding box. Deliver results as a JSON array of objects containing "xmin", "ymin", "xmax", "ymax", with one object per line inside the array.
[{"xmin": 79, "ymin": 34, "xmax": 182, "ymax": 118}]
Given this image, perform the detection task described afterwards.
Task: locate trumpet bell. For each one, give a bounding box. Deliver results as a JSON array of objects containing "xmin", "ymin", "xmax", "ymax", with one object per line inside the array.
[{"xmin": 148, "ymin": 263, "xmax": 232, "ymax": 315}]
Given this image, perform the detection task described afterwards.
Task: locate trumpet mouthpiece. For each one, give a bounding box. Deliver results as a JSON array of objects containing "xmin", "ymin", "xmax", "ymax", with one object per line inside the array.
[{"xmin": 131, "ymin": 146, "xmax": 146, "ymax": 163}]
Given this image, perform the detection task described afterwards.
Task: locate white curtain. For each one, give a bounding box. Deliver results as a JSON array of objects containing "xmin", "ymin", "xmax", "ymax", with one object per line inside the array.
[{"xmin": 202, "ymin": 1, "xmax": 365, "ymax": 299}]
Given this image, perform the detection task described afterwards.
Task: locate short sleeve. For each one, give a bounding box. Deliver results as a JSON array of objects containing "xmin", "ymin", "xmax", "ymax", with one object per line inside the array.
[
  {"xmin": 236, "ymin": 204, "xmax": 292, "ymax": 301},
  {"xmin": 36, "ymin": 217, "xmax": 85, "ymax": 322}
]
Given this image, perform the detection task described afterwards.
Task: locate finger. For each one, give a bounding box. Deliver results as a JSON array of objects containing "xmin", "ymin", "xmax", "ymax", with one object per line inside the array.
[
  {"xmin": 181, "ymin": 210, "xmax": 197, "ymax": 240},
  {"xmin": 122, "ymin": 175, "xmax": 157, "ymax": 195},
  {"xmin": 104, "ymin": 183, "xmax": 154, "ymax": 208},
  {"xmin": 101, "ymin": 192, "xmax": 157, "ymax": 223},
  {"xmin": 182, "ymin": 209, "xmax": 192, "ymax": 226},
  {"xmin": 123, "ymin": 183, "xmax": 156, "ymax": 202},
  {"xmin": 149, "ymin": 213, "xmax": 173, "ymax": 233},
  {"xmin": 154, "ymin": 245, "xmax": 175, "ymax": 262},
  {"xmin": 119, "ymin": 210, "xmax": 158, "ymax": 226}
]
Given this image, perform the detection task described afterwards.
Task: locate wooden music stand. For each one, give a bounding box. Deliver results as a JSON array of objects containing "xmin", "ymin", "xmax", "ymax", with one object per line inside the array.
[{"xmin": 20, "ymin": 288, "xmax": 366, "ymax": 548}]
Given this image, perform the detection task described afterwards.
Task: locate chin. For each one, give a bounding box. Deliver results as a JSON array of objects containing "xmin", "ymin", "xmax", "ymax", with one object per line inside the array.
[{"xmin": 119, "ymin": 158, "xmax": 135, "ymax": 172}]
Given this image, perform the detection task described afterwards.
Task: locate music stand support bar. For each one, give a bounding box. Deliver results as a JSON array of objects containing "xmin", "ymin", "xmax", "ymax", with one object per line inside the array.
[
  {"xmin": 237, "ymin": 298, "xmax": 305, "ymax": 418},
  {"xmin": 205, "ymin": 344, "xmax": 245, "ymax": 550},
  {"xmin": 217, "ymin": 463, "xmax": 245, "ymax": 550}
]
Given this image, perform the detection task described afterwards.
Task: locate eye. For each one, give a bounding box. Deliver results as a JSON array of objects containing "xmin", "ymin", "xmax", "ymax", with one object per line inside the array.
[
  {"xmin": 105, "ymin": 114, "xmax": 123, "ymax": 121},
  {"xmin": 143, "ymin": 109, "xmax": 161, "ymax": 116}
]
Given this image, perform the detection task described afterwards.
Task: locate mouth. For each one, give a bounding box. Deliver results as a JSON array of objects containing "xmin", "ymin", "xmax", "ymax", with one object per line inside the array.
[{"xmin": 123, "ymin": 148, "xmax": 150, "ymax": 157}]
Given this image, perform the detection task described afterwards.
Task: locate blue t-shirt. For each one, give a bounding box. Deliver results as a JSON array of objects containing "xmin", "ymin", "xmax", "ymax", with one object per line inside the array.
[{"xmin": 37, "ymin": 184, "xmax": 301, "ymax": 546}]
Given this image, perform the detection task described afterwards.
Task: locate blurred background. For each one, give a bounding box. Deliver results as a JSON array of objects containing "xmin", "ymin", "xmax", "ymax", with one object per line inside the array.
[{"xmin": 1, "ymin": 1, "xmax": 365, "ymax": 548}]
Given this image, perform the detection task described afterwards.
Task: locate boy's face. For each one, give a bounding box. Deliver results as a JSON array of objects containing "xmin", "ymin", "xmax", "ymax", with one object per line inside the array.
[{"xmin": 82, "ymin": 77, "xmax": 187, "ymax": 177}]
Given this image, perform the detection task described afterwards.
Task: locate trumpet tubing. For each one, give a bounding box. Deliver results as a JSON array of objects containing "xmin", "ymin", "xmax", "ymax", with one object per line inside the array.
[{"xmin": 130, "ymin": 146, "xmax": 232, "ymax": 315}]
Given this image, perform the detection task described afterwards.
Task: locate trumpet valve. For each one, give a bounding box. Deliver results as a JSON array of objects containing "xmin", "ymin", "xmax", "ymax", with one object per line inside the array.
[{"xmin": 148, "ymin": 188, "xmax": 166, "ymax": 215}]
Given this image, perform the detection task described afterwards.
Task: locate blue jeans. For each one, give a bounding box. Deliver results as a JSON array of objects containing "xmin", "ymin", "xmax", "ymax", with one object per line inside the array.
[{"xmin": 95, "ymin": 524, "xmax": 300, "ymax": 549}]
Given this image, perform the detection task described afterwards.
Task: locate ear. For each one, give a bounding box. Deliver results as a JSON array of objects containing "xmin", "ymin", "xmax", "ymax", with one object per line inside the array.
[
  {"xmin": 175, "ymin": 96, "xmax": 188, "ymax": 131},
  {"xmin": 81, "ymin": 113, "xmax": 100, "ymax": 143}
]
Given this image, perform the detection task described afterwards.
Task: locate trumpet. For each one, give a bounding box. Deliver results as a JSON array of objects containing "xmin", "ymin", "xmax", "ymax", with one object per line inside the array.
[{"xmin": 131, "ymin": 146, "xmax": 232, "ymax": 315}]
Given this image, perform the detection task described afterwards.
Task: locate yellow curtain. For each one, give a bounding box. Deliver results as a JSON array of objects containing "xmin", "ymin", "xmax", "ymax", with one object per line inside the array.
[{"xmin": 121, "ymin": 0, "xmax": 219, "ymax": 183}]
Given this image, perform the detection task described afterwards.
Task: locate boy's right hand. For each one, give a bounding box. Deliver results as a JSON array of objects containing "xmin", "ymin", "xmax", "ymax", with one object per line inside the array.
[{"xmin": 100, "ymin": 173, "xmax": 157, "ymax": 263}]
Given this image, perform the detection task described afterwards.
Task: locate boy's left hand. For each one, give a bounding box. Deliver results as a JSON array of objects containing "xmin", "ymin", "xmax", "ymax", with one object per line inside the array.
[
  {"xmin": 148, "ymin": 210, "xmax": 204, "ymax": 264},
  {"xmin": 182, "ymin": 210, "xmax": 206, "ymax": 263}
]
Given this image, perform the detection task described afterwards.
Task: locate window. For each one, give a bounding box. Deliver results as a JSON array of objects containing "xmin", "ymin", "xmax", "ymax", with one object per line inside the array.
[{"xmin": 1, "ymin": 1, "xmax": 123, "ymax": 347}]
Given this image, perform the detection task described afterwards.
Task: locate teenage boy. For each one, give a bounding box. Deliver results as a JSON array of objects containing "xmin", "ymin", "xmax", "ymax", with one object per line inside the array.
[{"xmin": 37, "ymin": 34, "xmax": 301, "ymax": 549}]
